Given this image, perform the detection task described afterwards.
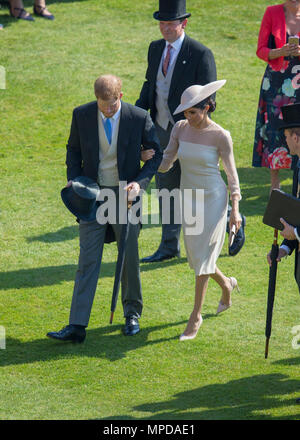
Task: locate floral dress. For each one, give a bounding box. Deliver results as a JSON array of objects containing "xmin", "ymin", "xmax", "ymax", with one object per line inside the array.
[{"xmin": 252, "ymin": 54, "xmax": 300, "ymax": 169}]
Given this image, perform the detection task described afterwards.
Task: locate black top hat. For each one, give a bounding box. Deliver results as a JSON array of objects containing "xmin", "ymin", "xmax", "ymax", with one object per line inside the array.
[
  {"xmin": 61, "ymin": 176, "xmax": 100, "ymax": 222},
  {"xmin": 153, "ymin": 0, "xmax": 191, "ymax": 21},
  {"xmin": 280, "ymin": 103, "xmax": 300, "ymax": 130}
]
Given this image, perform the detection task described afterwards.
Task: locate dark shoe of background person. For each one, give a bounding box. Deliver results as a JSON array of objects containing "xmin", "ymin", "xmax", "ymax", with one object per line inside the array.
[
  {"xmin": 47, "ymin": 324, "xmax": 86, "ymax": 343},
  {"xmin": 296, "ymin": 397, "xmax": 300, "ymax": 404},
  {"xmin": 229, "ymin": 215, "xmax": 246, "ymax": 256},
  {"xmin": 9, "ymin": 5, "xmax": 34, "ymax": 21},
  {"xmin": 141, "ymin": 250, "xmax": 180, "ymax": 263},
  {"xmin": 123, "ymin": 316, "xmax": 140, "ymax": 336},
  {"xmin": 33, "ymin": 4, "xmax": 54, "ymax": 20}
]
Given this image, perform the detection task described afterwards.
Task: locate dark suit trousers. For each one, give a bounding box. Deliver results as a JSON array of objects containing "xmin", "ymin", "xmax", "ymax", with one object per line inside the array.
[
  {"xmin": 155, "ymin": 122, "xmax": 181, "ymax": 255},
  {"xmin": 69, "ymin": 190, "xmax": 142, "ymax": 327}
]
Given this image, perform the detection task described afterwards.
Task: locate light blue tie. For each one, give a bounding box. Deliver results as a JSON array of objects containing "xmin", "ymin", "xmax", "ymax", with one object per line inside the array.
[{"xmin": 104, "ymin": 118, "xmax": 112, "ymax": 144}]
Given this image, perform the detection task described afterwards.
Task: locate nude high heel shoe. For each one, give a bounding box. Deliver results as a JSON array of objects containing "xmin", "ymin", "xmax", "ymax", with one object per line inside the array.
[
  {"xmin": 179, "ymin": 315, "xmax": 203, "ymax": 341},
  {"xmin": 216, "ymin": 277, "xmax": 240, "ymax": 314}
]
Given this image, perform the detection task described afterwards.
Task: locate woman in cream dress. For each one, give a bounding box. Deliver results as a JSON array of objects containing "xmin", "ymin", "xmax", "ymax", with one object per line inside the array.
[{"xmin": 158, "ymin": 80, "xmax": 242, "ymax": 341}]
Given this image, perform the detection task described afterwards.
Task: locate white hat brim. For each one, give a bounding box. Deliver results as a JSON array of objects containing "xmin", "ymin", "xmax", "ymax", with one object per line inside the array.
[{"xmin": 173, "ymin": 80, "xmax": 226, "ymax": 115}]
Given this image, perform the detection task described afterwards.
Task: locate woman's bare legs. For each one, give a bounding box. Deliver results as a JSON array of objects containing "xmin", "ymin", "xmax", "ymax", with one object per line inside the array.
[
  {"xmin": 180, "ymin": 274, "xmax": 209, "ymax": 338},
  {"xmin": 181, "ymin": 266, "xmax": 237, "ymax": 339},
  {"xmin": 210, "ymin": 267, "xmax": 233, "ymax": 306},
  {"xmin": 9, "ymin": 0, "xmax": 32, "ymax": 19}
]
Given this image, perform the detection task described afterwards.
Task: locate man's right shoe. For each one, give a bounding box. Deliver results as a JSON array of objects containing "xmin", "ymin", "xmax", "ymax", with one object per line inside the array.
[
  {"xmin": 47, "ymin": 324, "xmax": 86, "ymax": 343},
  {"xmin": 141, "ymin": 250, "xmax": 180, "ymax": 263}
]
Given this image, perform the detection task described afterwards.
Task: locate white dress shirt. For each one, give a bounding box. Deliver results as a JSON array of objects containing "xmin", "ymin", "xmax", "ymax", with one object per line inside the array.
[{"xmin": 99, "ymin": 102, "xmax": 122, "ymax": 138}]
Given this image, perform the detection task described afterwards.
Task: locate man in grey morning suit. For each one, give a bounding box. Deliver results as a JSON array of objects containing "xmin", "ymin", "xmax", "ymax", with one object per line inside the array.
[
  {"xmin": 47, "ymin": 75, "xmax": 162, "ymax": 342},
  {"xmin": 136, "ymin": 0, "xmax": 217, "ymax": 263},
  {"xmin": 136, "ymin": 0, "xmax": 246, "ymax": 262},
  {"xmin": 266, "ymin": 103, "xmax": 300, "ymax": 405}
]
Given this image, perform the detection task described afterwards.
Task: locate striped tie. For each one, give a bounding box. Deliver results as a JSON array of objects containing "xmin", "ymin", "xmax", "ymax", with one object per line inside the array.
[{"xmin": 163, "ymin": 44, "xmax": 172, "ymax": 77}]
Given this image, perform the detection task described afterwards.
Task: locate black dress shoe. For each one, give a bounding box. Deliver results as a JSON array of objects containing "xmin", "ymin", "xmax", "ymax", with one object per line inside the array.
[
  {"xmin": 123, "ymin": 316, "xmax": 140, "ymax": 336},
  {"xmin": 229, "ymin": 215, "xmax": 246, "ymax": 256},
  {"xmin": 47, "ymin": 324, "xmax": 86, "ymax": 343},
  {"xmin": 141, "ymin": 250, "xmax": 180, "ymax": 263}
]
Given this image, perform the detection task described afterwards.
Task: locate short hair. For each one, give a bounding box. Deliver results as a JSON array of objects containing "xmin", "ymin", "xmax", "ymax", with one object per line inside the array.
[
  {"xmin": 287, "ymin": 127, "xmax": 300, "ymax": 137},
  {"xmin": 94, "ymin": 75, "xmax": 122, "ymax": 100}
]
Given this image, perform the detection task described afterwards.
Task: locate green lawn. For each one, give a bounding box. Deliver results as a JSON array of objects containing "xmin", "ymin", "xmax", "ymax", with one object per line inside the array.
[{"xmin": 0, "ymin": 0, "xmax": 299, "ymax": 420}]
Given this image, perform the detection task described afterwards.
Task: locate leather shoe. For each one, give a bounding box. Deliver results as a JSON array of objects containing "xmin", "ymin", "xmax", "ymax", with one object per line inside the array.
[
  {"xmin": 229, "ymin": 215, "xmax": 246, "ymax": 256},
  {"xmin": 123, "ymin": 316, "xmax": 140, "ymax": 336},
  {"xmin": 141, "ymin": 250, "xmax": 180, "ymax": 263},
  {"xmin": 47, "ymin": 324, "xmax": 86, "ymax": 343}
]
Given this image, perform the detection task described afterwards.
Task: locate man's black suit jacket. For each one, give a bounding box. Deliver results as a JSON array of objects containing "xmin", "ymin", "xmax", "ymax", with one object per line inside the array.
[
  {"xmin": 66, "ymin": 100, "xmax": 162, "ymax": 191},
  {"xmin": 135, "ymin": 34, "xmax": 217, "ymax": 122},
  {"xmin": 282, "ymin": 166, "xmax": 300, "ymax": 291}
]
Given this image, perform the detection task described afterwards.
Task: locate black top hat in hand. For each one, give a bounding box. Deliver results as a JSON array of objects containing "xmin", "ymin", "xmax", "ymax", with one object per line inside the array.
[
  {"xmin": 280, "ymin": 103, "xmax": 300, "ymax": 130},
  {"xmin": 61, "ymin": 176, "xmax": 100, "ymax": 222},
  {"xmin": 153, "ymin": 0, "xmax": 191, "ymax": 21}
]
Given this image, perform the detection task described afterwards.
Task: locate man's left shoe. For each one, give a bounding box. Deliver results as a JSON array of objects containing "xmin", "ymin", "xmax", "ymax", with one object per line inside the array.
[
  {"xmin": 229, "ymin": 215, "xmax": 246, "ymax": 256},
  {"xmin": 123, "ymin": 316, "xmax": 140, "ymax": 336}
]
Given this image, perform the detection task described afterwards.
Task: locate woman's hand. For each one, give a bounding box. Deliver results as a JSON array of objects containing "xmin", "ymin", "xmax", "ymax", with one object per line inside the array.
[
  {"xmin": 289, "ymin": 44, "xmax": 300, "ymax": 57},
  {"xmin": 268, "ymin": 44, "xmax": 292, "ymax": 59},
  {"xmin": 229, "ymin": 208, "xmax": 242, "ymax": 233}
]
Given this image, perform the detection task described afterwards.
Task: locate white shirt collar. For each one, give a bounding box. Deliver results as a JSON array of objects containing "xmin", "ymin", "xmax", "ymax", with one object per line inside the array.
[{"xmin": 100, "ymin": 101, "xmax": 122, "ymax": 121}]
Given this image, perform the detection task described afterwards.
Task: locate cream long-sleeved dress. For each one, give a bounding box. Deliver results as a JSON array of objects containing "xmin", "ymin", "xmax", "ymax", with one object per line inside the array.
[{"xmin": 159, "ymin": 119, "xmax": 241, "ymax": 275}]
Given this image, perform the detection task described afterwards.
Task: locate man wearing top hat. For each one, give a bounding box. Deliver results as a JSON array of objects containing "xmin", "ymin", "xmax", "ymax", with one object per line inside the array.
[
  {"xmin": 136, "ymin": 0, "xmax": 246, "ymax": 263},
  {"xmin": 47, "ymin": 74, "xmax": 162, "ymax": 342},
  {"xmin": 267, "ymin": 103, "xmax": 300, "ymax": 295},
  {"xmin": 267, "ymin": 102, "xmax": 300, "ymax": 404}
]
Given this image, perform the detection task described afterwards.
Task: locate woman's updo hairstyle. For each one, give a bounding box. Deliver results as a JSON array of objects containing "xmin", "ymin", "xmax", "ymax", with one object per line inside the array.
[{"xmin": 193, "ymin": 96, "xmax": 216, "ymax": 113}]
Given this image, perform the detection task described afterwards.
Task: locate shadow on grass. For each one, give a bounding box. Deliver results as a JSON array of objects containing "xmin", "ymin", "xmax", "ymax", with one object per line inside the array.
[
  {"xmin": 0, "ymin": 257, "xmax": 188, "ymax": 290},
  {"xmin": 98, "ymin": 373, "xmax": 300, "ymax": 420},
  {"xmin": 27, "ymin": 225, "xmax": 78, "ymax": 243},
  {"xmin": 0, "ymin": 320, "xmax": 186, "ymax": 366},
  {"xmin": 273, "ymin": 356, "xmax": 300, "ymax": 366}
]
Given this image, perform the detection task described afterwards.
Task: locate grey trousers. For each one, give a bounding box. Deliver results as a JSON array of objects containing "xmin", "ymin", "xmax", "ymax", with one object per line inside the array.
[
  {"xmin": 69, "ymin": 211, "xmax": 142, "ymax": 327},
  {"xmin": 155, "ymin": 122, "xmax": 181, "ymax": 255}
]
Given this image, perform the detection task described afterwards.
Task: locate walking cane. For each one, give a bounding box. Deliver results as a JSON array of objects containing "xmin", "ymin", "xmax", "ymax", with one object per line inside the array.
[{"xmin": 109, "ymin": 200, "xmax": 132, "ymax": 324}]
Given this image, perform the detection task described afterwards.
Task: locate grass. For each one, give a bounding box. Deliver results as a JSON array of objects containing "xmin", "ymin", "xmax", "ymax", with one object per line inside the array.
[{"xmin": 0, "ymin": 0, "xmax": 300, "ymax": 420}]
